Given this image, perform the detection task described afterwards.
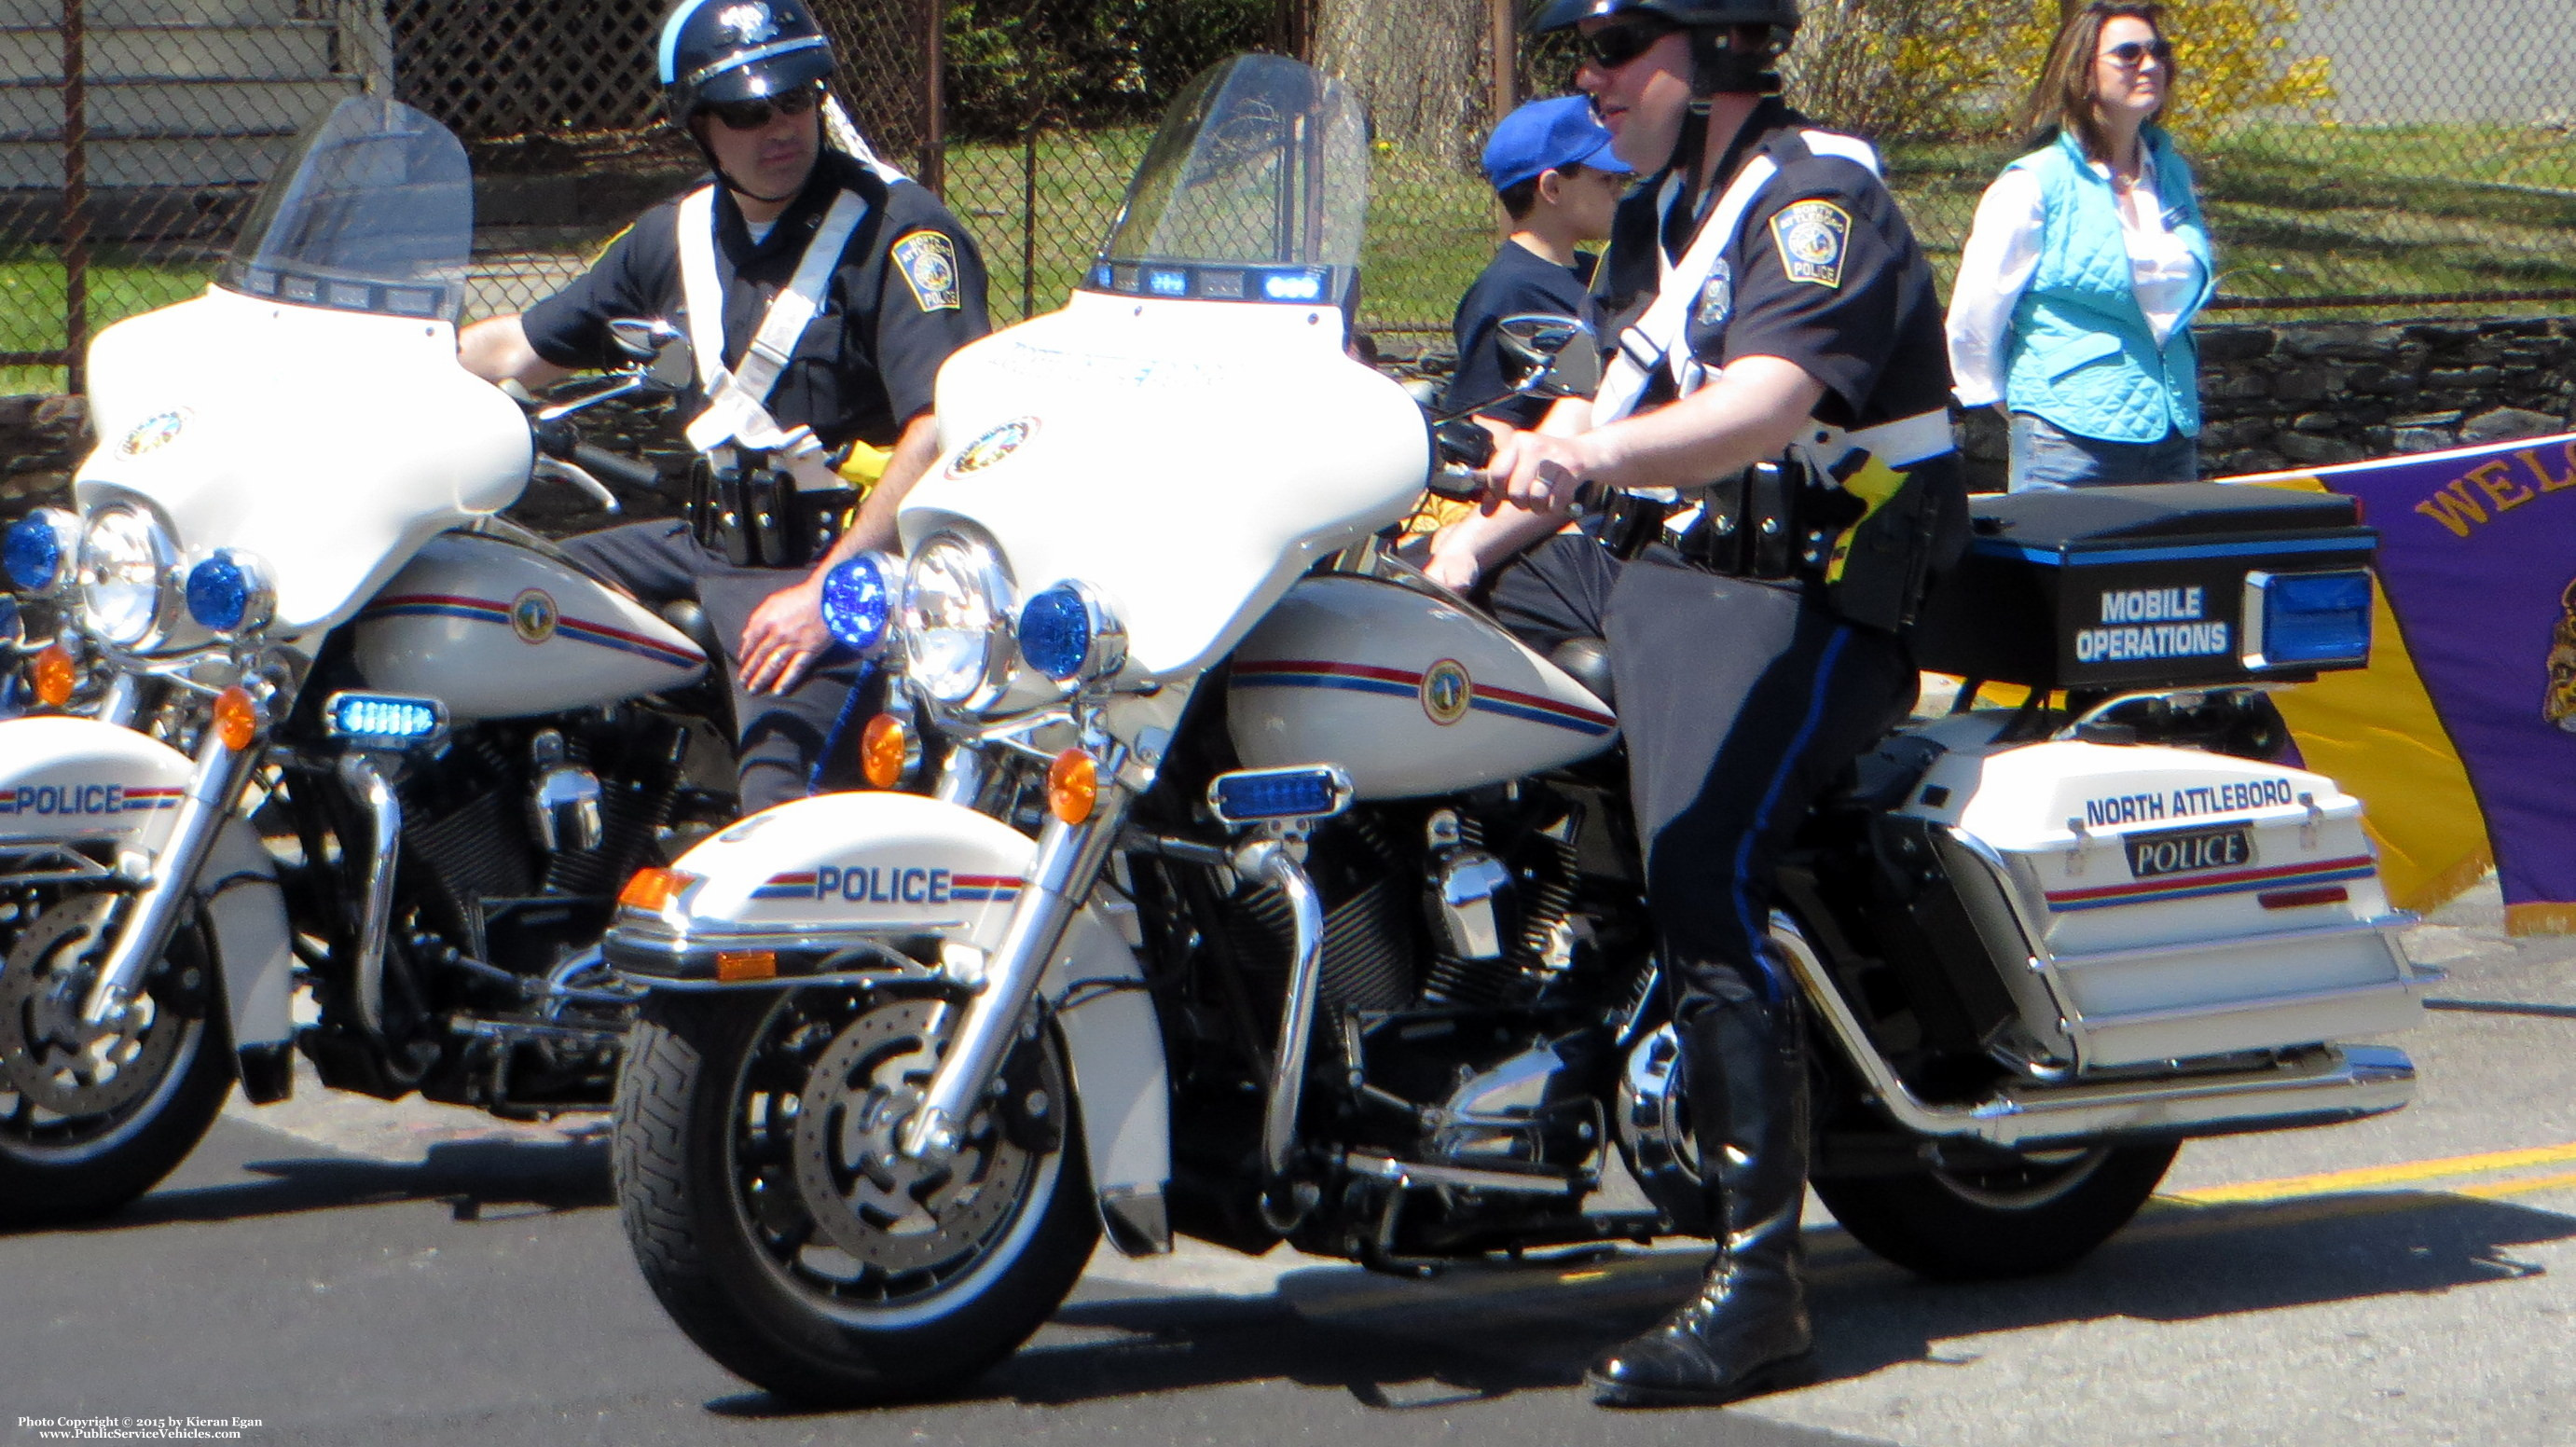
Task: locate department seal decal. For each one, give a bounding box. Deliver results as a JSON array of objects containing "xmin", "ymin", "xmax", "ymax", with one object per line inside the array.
[
  {"xmin": 1421, "ymin": 658, "xmax": 1472, "ymax": 725},
  {"xmin": 1694, "ymin": 259, "xmax": 1733, "ymax": 328},
  {"xmin": 1770, "ymin": 200, "xmax": 1851, "ymax": 289},
  {"xmin": 892, "ymin": 230, "xmax": 962, "ymax": 311},
  {"xmin": 946, "ymin": 417, "xmax": 1038, "ymax": 477},
  {"xmin": 119, "ymin": 409, "xmax": 189, "ymax": 457},
  {"xmin": 715, "ymin": 3, "xmax": 777, "ymax": 45},
  {"xmin": 509, "ymin": 588, "xmax": 558, "ymax": 644}
]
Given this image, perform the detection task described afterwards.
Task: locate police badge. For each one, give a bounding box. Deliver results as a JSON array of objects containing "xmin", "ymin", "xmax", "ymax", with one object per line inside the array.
[
  {"xmin": 892, "ymin": 230, "xmax": 961, "ymax": 311},
  {"xmin": 1695, "ymin": 259, "xmax": 1733, "ymax": 328},
  {"xmin": 1770, "ymin": 200, "xmax": 1851, "ymax": 289}
]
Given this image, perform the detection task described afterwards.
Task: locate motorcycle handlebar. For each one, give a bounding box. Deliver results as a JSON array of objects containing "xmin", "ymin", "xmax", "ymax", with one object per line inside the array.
[{"xmin": 571, "ymin": 444, "xmax": 663, "ymax": 493}]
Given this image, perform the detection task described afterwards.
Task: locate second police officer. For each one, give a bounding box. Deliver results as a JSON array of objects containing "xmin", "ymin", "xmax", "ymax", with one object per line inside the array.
[
  {"xmin": 460, "ymin": 0, "xmax": 990, "ymax": 812},
  {"xmin": 1438, "ymin": 0, "xmax": 1966, "ymax": 1408}
]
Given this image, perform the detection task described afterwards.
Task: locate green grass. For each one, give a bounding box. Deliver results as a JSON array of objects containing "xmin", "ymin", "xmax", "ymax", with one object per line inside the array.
[{"xmin": 0, "ymin": 246, "xmax": 216, "ymax": 394}]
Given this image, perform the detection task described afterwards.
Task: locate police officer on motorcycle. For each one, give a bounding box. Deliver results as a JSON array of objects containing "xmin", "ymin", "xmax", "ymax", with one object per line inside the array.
[
  {"xmin": 1450, "ymin": 0, "xmax": 1966, "ymax": 1407},
  {"xmin": 460, "ymin": 0, "xmax": 989, "ymax": 811}
]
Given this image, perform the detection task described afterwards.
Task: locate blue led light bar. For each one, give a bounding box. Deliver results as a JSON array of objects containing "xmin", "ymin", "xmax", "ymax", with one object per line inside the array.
[
  {"xmin": 324, "ymin": 691, "xmax": 448, "ymax": 747},
  {"xmin": 2243, "ymin": 569, "xmax": 2372, "ymax": 670},
  {"xmin": 1208, "ymin": 765, "xmax": 1352, "ymax": 825}
]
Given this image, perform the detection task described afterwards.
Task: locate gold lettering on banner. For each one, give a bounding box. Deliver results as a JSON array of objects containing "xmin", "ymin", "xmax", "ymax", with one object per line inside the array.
[
  {"xmin": 2415, "ymin": 475, "xmax": 2491, "ymax": 537},
  {"xmin": 2521, "ymin": 443, "xmax": 2576, "ymax": 493},
  {"xmin": 2467, "ymin": 459, "xmax": 2535, "ymax": 513}
]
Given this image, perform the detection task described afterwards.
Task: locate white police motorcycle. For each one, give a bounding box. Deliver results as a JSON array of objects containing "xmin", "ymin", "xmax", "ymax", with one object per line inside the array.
[
  {"xmin": 0, "ymin": 97, "xmax": 738, "ymax": 1224},
  {"xmin": 600, "ymin": 55, "xmax": 2435, "ymax": 1405}
]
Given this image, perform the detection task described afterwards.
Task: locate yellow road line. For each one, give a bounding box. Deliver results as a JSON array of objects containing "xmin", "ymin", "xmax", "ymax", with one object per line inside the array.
[
  {"xmin": 2169, "ymin": 1140, "xmax": 2576, "ymax": 1205},
  {"xmin": 2453, "ymin": 1167, "xmax": 2576, "ymax": 1201}
]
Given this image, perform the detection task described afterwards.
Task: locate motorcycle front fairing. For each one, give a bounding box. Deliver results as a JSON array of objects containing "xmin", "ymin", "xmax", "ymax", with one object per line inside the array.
[
  {"xmin": 76, "ymin": 97, "xmax": 530, "ymax": 644},
  {"xmin": 0, "ymin": 717, "xmax": 295, "ymax": 1079},
  {"xmin": 899, "ymin": 55, "xmax": 1430, "ymax": 684}
]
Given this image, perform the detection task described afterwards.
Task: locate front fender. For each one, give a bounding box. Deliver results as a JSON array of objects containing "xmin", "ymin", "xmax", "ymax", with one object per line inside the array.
[
  {"xmin": 0, "ymin": 716, "xmax": 294, "ymax": 1078},
  {"xmin": 607, "ymin": 792, "xmax": 1173, "ymax": 1252}
]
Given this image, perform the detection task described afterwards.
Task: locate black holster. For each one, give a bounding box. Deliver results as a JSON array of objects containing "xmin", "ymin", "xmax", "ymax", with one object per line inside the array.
[{"xmin": 687, "ymin": 449, "xmax": 855, "ymax": 571}]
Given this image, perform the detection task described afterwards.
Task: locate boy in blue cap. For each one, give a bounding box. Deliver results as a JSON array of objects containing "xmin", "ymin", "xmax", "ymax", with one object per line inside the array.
[{"xmin": 1440, "ymin": 95, "xmax": 1633, "ymax": 429}]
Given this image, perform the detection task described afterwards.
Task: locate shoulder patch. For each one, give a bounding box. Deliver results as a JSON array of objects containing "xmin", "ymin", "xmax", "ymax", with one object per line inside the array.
[
  {"xmin": 891, "ymin": 229, "xmax": 961, "ymax": 311},
  {"xmin": 1770, "ymin": 200, "xmax": 1852, "ymax": 290}
]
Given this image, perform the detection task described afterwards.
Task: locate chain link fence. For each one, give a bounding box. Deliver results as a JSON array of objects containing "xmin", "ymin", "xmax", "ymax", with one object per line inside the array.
[{"xmin": 4, "ymin": 0, "xmax": 2572, "ymax": 395}]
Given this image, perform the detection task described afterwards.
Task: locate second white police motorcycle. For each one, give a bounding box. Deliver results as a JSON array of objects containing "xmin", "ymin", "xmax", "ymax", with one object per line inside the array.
[
  {"xmin": 0, "ymin": 98, "xmax": 734, "ymax": 1223},
  {"xmin": 601, "ymin": 55, "xmax": 2436, "ymax": 1403}
]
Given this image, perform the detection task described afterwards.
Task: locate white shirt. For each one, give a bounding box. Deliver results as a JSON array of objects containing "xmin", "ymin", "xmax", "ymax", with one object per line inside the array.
[{"xmin": 1944, "ymin": 149, "xmax": 2205, "ymax": 408}]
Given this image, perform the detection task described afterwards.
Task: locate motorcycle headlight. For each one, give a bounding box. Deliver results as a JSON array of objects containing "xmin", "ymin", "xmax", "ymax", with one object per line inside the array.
[
  {"xmin": 185, "ymin": 548, "xmax": 276, "ymax": 636},
  {"xmin": 5, "ymin": 508, "xmax": 79, "ymax": 595},
  {"xmin": 900, "ymin": 530, "xmax": 1017, "ymax": 710},
  {"xmin": 77, "ymin": 504, "xmax": 182, "ymax": 650}
]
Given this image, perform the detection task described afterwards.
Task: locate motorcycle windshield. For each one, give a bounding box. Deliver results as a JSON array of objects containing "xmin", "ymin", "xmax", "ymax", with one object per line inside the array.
[
  {"xmin": 1084, "ymin": 53, "xmax": 1368, "ymax": 309},
  {"xmin": 213, "ymin": 97, "xmax": 473, "ymax": 323}
]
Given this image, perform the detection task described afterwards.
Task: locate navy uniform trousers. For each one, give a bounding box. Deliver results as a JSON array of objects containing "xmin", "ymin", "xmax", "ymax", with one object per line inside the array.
[
  {"xmin": 1487, "ymin": 533, "xmax": 1914, "ymax": 1014},
  {"xmin": 559, "ymin": 519, "xmax": 866, "ymax": 814}
]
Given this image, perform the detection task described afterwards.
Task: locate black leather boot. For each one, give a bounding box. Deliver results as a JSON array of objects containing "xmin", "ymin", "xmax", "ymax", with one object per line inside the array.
[{"xmin": 1589, "ymin": 991, "xmax": 1814, "ymax": 1407}]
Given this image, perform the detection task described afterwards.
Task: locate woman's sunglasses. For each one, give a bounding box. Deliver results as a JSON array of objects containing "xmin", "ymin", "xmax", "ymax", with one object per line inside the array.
[
  {"xmin": 2104, "ymin": 38, "xmax": 2174, "ymax": 68},
  {"xmin": 704, "ymin": 84, "xmax": 822, "ymax": 132},
  {"xmin": 1580, "ymin": 16, "xmax": 1678, "ymax": 71}
]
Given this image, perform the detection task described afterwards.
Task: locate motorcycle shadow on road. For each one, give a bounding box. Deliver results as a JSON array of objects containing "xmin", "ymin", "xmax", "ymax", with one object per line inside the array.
[
  {"xmin": 24, "ymin": 1134, "xmax": 616, "ymax": 1235},
  {"xmin": 863, "ymin": 1185, "xmax": 2576, "ymax": 1413}
]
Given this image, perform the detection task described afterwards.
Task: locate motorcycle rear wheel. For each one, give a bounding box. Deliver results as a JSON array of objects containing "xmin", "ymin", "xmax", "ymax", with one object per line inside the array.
[
  {"xmin": 0, "ymin": 893, "xmax": 234, "ymax": 1228},
  {"xmin": 1811, "ymin": 1139, "xmax": 2177, "ymax": 1281},
  {"xmin": 614, "ymin": 987, "xmax": 1096, "ymax": 1405}
]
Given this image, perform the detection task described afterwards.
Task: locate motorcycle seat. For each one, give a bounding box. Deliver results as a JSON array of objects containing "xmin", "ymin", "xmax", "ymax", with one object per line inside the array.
[{"xmin": 1550, "ymin": 637, "xmax": 1616, "ymax": 710}]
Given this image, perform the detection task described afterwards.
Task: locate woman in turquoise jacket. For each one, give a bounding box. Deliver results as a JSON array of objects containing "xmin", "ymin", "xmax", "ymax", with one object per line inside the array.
[{"xmin": 1946, "ymin": 1, "xmax": 2214, "ymax": 489}]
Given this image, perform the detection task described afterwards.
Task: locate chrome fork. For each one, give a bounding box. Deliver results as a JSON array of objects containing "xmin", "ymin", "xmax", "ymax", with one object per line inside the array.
[{"xmin": 79, "ymin": 720, "xmax": 263, "ymax": 1028}]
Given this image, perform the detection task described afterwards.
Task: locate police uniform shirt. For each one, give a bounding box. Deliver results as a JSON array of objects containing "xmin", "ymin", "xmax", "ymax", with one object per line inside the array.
[
  {"xmin": 523, "ymin": 149, "xmax": 990, "ymax": 450},
  {"xmin": 1600, "ymin": 98, "xmax": 1949, "ymax": 432},
  {"xmin": 1441, "ymin": 241, "xmax": 1600, "ymax": 430}
]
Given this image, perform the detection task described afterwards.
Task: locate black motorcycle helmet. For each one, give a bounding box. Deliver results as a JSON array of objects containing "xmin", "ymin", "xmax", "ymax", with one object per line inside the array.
[
  {"xmin": 1530, "ymin": 0, "xmax": 1800, "ymax": 97},
  {"xmin": 656, "ymin": 0, "xmax": 838, "ymax": 196}
]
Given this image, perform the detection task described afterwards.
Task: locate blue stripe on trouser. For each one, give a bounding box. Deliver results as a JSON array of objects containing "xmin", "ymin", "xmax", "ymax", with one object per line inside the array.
[{"xmin": 1729, "ymin": 624, "xmax": 1853, "ymax": 1002}]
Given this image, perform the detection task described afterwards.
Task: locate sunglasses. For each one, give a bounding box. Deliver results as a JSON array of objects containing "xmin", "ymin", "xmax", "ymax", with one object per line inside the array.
[
  {"xmin": 2103, "ymin": 38, "xmax": 2174, "ymax": 68},
  {"xmin": 703, "ymin": 84, "xmax": 821, "ymax": 132},
  {"xmin": 1580, "ymin": 15, "xmax": 1678, "ymax": 71}
]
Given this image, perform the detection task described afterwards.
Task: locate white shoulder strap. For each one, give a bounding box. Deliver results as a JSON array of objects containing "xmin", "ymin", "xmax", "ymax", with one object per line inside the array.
[
  {"xmin": 1592, "ymin": 154, "xmax": 1777, "ymax": 424},
  {"xmin": 681, "ymin": 187, "xmax": 871, "ymax": 452}
]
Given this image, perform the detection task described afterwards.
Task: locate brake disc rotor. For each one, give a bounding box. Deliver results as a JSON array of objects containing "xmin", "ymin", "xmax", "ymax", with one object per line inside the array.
[
  {"xmin": 790, "ymin": 996, "xmax": 1035, "ymax": 1275},
  {"xmin": 0, "ymin": 894, "xmax": 182, "ymax": 1118}
]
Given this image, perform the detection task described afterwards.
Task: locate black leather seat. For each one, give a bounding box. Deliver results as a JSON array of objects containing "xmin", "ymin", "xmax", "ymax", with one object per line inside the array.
[{"xmin": 1551, "ymin": 637, "xmax": 1616, "ymax": 710}]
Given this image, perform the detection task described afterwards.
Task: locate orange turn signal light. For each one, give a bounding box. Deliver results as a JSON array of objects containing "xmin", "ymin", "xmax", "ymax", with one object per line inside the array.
[
  {"xmin": 716, "ymin": 950, "xmax": 778, "ymax": 983},
  {"xmin": 619, "ymin": 867, "xmax": 699, "ymax": 912},
  {"xmin": 211, "ymin": 685, "xmax": 262, "ymax": 751},
  {"xmin": 31, "ymin": 643, "xmax": 75, "ymax": 708},
  {"xmin": 860, "ymin": 711, "xmax": 910, "ymax": 790},
  {"xmin": 1048, "ymin": 748, "xmax": 1097, "ymax": 825}
]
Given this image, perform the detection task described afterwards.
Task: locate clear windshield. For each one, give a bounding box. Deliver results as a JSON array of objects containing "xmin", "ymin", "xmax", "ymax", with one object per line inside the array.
[
  {"xmin": 1086, "ymin": 55, "xmax": 1367, "ymax": 308},
  {"xmin": 214, "ymin": 98, "xmax": 473, "ymax": 322}
]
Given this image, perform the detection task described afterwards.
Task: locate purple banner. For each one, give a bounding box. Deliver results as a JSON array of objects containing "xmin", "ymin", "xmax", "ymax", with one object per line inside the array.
[{"xmin": 2298, "ymin": 433, "xmax": 2576, "ymax": 918}]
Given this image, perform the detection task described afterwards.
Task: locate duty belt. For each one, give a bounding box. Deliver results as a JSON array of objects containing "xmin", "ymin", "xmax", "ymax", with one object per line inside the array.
[{"xmin": 687, "ymin": 446, "xmax": 855, "ymax": 570}]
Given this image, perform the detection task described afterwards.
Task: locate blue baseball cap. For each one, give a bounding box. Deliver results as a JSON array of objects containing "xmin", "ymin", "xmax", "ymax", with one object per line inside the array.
[{"xmin": 1481, "ymin": 95, "xmax": 1634, "ymax": 193}]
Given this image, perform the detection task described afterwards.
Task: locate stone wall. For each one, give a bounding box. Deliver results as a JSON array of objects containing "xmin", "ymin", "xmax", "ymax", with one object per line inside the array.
[{"xmin": 1954, "ymin": 316, "xmax": 2576, "ymax": 491}]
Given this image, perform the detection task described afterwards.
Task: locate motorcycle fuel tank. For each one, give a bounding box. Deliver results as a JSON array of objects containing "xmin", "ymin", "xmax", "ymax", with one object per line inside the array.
[
  {"xmin": 1228, "ymin": 574, "xmax": 1616, "ymax": 799},
  {"xmin": 351, "ymin": 532, "xmax": 706, "ymax": 720}
]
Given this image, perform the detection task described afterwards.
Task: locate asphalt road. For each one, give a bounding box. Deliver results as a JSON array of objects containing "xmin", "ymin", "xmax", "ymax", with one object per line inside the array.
[{"xmin": 5, "ymin": 879, "xmax": 2573, "ymax": 1447}]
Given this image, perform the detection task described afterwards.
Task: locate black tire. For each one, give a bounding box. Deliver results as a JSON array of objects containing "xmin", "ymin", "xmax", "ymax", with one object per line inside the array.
[
  {"xmin": 0, "ymin": 899, "xmax": 234, "ymax": 1229},
  {"xmin": 613, "ymin": 989, "xmax": 1097, "ymax": 1406},
  {"xmin": 1811, "ymin": 1140, "xmax": 2177, "ymax": 1281}
]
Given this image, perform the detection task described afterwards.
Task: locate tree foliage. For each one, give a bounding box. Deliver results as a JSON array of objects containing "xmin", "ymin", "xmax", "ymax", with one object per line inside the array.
[
  {"xmin": 1784, "ymin": 0, "xmax": 2333, "ymax": 145},
  {"xmin": 943, "ymin": 0, "xmax": 1278, "ymax": 139}
]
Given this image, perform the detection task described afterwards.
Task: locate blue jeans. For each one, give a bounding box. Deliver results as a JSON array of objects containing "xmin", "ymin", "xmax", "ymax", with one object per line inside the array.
[{"xmin": 2007, "ymin": 412, "xmax": 2200, "ymax": 490}]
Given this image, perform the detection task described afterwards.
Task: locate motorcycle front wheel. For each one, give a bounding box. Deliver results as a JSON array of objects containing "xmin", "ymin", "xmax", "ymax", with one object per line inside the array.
[
  {"xmin": 0, "ymin": 891, "xmax": 235, "ymax": 1228},
  {"xmin": 1811, "ymin": 1139, "xmax": 2177, "ymax": 1281},
  {"xmin": 613, "ymin": 986, "xmax": 1096, "ymax": 1406}
]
